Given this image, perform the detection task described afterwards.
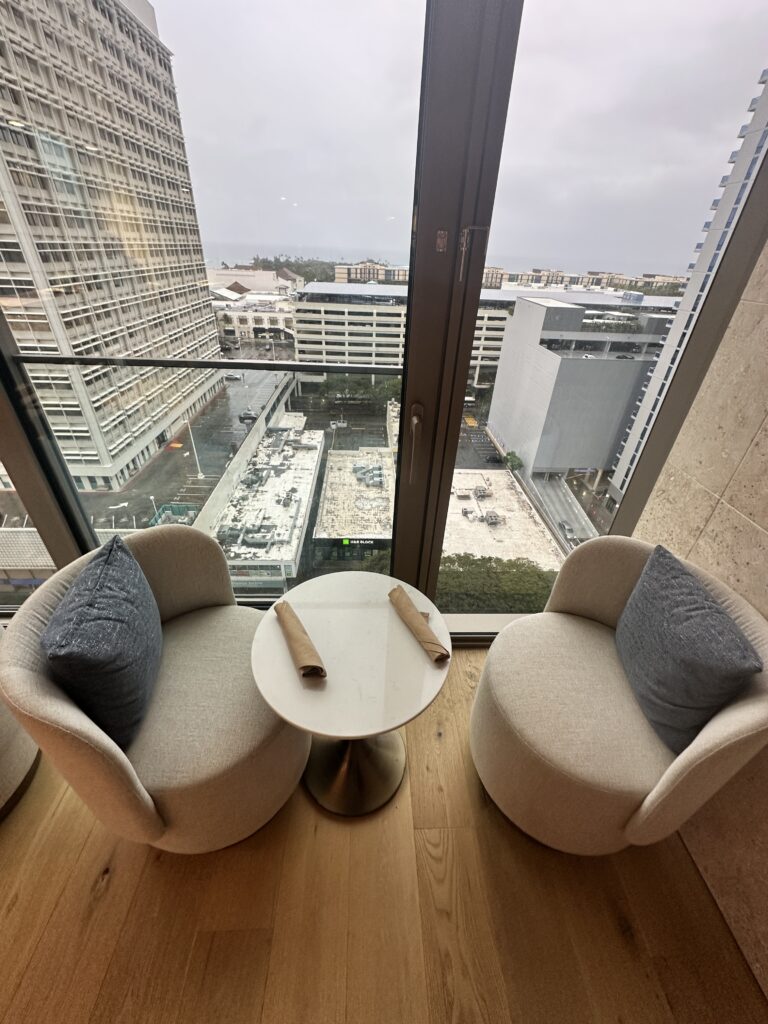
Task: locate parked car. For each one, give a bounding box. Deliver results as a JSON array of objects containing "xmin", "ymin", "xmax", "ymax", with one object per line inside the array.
[{"xmin": 485, "ymin": 453, "xmax": 503, "ymax": 464}]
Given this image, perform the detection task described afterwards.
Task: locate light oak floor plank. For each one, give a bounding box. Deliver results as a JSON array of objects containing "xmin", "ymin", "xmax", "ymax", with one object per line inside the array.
[
  {"xmin": 0, "ymin": 780, "xmax": 94, "ymax": 1022},
  {"xmin": 416, "ymin": 826, "xmax": 511, "ymax": 1024},
  {"xmin": 615, "ymin": 837, "xmax": 768, "ymax": 1023},
  {"xmin": 346, "ymin": 772, "xmax": 429, "ymax": 1024},
  {"xmin": 0, "ymin": 652, "xmax": 765, "ymax": 1024},
  {"xmin": 87, "ymin": 849, "xmax": 212, "ymax": 1024},
  {"xmin": 260, "ymin": 787, "xmax": 351, "ymax": 1024},
  {"xmin": 176, "ymin": 928, "xmax": 272, "ymax": 1024},
  {"xmin": 3, "ymin": 823, "xmax": 149, "ymax": 1024}
]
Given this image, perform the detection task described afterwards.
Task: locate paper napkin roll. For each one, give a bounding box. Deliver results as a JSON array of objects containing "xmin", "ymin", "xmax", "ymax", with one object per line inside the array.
[
  {"xmin": 388, "ymin": 585, "xmax": 450, "ymax": 664},
  {"xmin": 274, "ymin": 601, "xmax": 327, "ymax": 678}
]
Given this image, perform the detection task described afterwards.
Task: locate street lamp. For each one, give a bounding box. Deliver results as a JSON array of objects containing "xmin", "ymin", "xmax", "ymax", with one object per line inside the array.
[
  {"xmin": 185, "ymin": 418, "xmax": 205, "ymax": 480},
  {"xmin": 149, "ymin": 494, "xmax": 158, "ymax": 516}
]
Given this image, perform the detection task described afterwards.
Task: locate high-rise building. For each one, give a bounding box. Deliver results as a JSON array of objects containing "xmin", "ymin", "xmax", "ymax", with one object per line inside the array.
[
  {"xmin": 608, "ymin": 68, "xmax": 768, "ymax": 507},
  {"xmin": 0, "ymin": 0, "xmax": 221, "ymax": 491}
]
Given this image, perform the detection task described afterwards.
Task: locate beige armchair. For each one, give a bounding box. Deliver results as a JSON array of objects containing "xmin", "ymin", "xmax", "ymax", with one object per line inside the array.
[
  {"xmin": 0, "ymin": 525, "xmax": 310, "ymax": 854},
  {"xmin": 470, "ymin": 536, "xmax": 768, "ymax": 855}
]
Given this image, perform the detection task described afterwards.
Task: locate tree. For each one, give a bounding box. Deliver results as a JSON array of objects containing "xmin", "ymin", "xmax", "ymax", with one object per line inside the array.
[
  {"xmin": 436, "ymin": 554, "xmax": 556, "ymax": 613},
  {"xmin": 504, "ymin": 450, "xmax": 523, "ymax": 473},
  {"xmin": 248, "ymin": 254, "xmax": 336, "ymax": 283}
]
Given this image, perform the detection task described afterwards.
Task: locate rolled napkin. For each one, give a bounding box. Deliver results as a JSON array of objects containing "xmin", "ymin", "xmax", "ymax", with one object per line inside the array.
[
  {"xmin": 388, "ymin": 585, "xmax": 450, "ymax": 664},
  {"xmin": 274, "ymin": 601, "xmax": 327, "ymax": 678}
]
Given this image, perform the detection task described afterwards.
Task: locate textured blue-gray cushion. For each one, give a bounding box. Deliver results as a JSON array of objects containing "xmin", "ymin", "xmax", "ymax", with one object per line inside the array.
[
  {"xmin": 40, "ymin": 536, "xmax": 162, "ymax": 749},
  {"xmin": 615, "ymin": 545, "xmax": 763, "ymax": 754}
]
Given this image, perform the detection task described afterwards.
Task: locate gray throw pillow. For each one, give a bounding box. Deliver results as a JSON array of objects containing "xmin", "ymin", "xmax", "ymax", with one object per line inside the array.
[
  {"xmin": 615, "ymin": 545, "xmax": 763, "ymax": 754},
  {"xmin": 41, "ymin": 536, "xmax": 162, "ymax": 749}
]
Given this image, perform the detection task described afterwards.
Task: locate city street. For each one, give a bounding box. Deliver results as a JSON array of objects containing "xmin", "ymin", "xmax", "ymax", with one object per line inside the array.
[
  {"xmin": 0, "ymin": 370, "xmax": 286, "ymax": 531},
  {"xmin": 528, "ymin": 474, "xmax": 599, "ymax": 545}
]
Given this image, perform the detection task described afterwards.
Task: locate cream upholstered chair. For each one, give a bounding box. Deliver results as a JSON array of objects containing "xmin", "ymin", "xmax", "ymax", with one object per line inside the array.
[
  {"xmin": 0, "ymin": 525, "xmax": 310, "ymax": 854},
  {"xmin": 0, "ymin": 632, "xmax": 39, "ymax": 820},
  {"xmin": 470, "ymin": 536, "xmax": 768, "ymax": 856}
]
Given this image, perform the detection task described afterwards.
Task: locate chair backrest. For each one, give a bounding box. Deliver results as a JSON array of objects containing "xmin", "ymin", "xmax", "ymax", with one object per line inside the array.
[
  {"xmin": 0, "ymin": 547, "xmax": 165, "ymax": 844},
  {"xmin": 624, "ymin": 560, "xmax": 768, "ymax": 845}
]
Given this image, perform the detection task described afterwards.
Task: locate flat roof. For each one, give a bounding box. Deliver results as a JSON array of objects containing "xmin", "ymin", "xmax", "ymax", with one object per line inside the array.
[
  {"xmin": 213, "ymin": 427, "xmax": 324, "ymax": 567},
  {"xmin": 313, "ymin": 449, "xmax": 395, "ymax": 541},
  {"xmin": 298, "ymin": 282, "xmax": 679, "ymax": 309},
  {"xmin": 0, "ymin": 529, "xmax": 134, "ymax": 573},
  {"xmin": 443, "ymin": 470, "xmax": 564, "ymax": 571}
]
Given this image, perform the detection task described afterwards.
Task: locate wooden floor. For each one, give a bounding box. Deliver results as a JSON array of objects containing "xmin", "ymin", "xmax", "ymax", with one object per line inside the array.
[{"xmin": 0, "ymin": 649, "xmax": 766, "ymax": 1024}]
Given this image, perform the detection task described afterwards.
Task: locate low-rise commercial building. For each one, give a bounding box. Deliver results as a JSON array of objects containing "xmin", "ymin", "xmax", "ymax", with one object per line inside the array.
[
  {"xmin": 294, "ymin": 282, "xmax": 677, "ymax": 387},
  {"xmin": 312, "ymin": 448, "xmax": 396, "ymax": 562},
  {"xmin": 207, "ymin": 416, "xmax": 323, "ymax": 594}
]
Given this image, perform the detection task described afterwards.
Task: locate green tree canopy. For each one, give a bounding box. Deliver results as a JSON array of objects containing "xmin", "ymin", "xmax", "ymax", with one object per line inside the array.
[
  {"xmin": 248, "ymin": 254, "xmax": 336, "ymax": 282},
  {"xmin": 436, "ymin": 553, "xmax": 556, "ymax": 613},
  {"xmin": 504, "ymin": 450, "xmax": 524, "ymax": 472},
  {"xmin": 362, "ymin": 551, "xmax": 557, "ymax": 611}
]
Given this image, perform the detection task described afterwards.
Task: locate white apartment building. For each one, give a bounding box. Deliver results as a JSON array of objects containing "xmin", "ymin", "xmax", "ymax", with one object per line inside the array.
[
  {"xmin": 0, "ymin": 0, "xmax": 221, "ymax": 491},
  {"xmin": 206, "ymin": 267, "xmax": 303, "ymax": 295},
  {"xmin": 609, "ymin": 68, "xmax": 768, "ymax": 506},
  {"xmin": 506, "ymin": 268, "xmax": 687, "ymax": 293},
  {"xmin": 334, "ymin": 261, "xmax": 507, "ymax": 289},
  {"xmin": 214, "ymin": 294, "xmax": 295, "ymax": 344},
  {"xmin": 294, "ymin": 282, "xmax": 677, "ymax": 385}
]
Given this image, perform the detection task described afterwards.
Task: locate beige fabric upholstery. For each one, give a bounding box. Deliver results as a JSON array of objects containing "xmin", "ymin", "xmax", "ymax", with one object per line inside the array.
[
  {"xmin": 125, "ymin": 524, "xmax": 235, "ymax": 622},
  {"xmin": 471, "ymin": 535, "xmax": 768, "ymax": 855},
  {"xmin": 544, "ymin": 535, "xmax": 653, "ymax": 629},
  {"xmin": 0, "ymin": 632, "xmax": 38, "ymax": 813},
  {"xmin": 129, "ymin": 605, "xmax": 310, "ymax": 854},
  {"xmin": 470, "ymin": 613, "xmax": 674, "ymax": 854},
  {"xmin": 0, "ymin": 526, "xmax": 309, "ymax": 853}
]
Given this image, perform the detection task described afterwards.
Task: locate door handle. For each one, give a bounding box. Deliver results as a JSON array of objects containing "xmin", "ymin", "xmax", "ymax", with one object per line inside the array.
[{"xmin": 408, "ymin": 403, "xmax": 424, "ymax": 485}]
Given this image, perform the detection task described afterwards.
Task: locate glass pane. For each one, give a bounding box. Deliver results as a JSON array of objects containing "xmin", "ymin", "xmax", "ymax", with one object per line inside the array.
[
  {"xmin": 0, "ymin": 0, "xmax": 423, "ymax": 596},
  {"xmin": 25, "ymin": 363, "xmax": 399, "ymax": 598},
  {"xmin": 0, "ymin": 484, "xmax": 54, "ymax": 607},
  {"xmin": 436, "ymin": 0, "xmax": 768, "ymax": 613}
]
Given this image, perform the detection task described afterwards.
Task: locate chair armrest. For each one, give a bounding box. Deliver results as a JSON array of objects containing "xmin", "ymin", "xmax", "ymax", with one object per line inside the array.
[
  {"xmin": 625, "ymin": 678, "xmax": 768, "ymax": 845},
  {"xmin": 126, "ymin": 525, "xmax": 235, "ymax": 622},
  {"xmin": 544, "ymin": 535, "xmax": 654, "ymax": 629}
]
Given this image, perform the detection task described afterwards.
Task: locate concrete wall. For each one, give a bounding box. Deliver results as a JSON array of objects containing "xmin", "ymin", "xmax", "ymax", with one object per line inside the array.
[
  {"xmin": 488, "ymin": 297, "xmax": 649, "ymax": 473},
  {"xmin": 539, "ymin": 357, "xmax": 648, "ymax": 472},
  {"xmin": 487, "ymin": 301, "xmax": 555, "ymax": 470},
  {"xmin": 633, "ymin": 235, "xmax": 768, "ymax": 996}
]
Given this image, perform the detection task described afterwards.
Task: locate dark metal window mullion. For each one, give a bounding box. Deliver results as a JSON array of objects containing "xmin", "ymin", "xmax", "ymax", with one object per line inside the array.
[
  {"xmin": 392, "ymin": 0, "xmax": 524, "ymax": 595},
  {"xmin": 0, "ymin": 310, "xmax": 98, "ymax": 564}
]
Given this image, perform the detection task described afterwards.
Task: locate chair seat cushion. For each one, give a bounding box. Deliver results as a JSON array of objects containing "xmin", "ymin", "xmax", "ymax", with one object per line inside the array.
[
  {"xmin": 484, "ymin": 613, "xmax": 675, "ymax": 796},
  {"xmin": 128, "ymin": 604, "xmax": 282, "ymax": 791},
  {"xmin": 470, "ymin": 612, "xmax": 676, "ymax": 854}
]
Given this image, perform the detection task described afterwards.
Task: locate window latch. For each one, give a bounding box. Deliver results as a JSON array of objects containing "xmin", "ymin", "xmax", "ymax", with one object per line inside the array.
[
  {"xmin": 408, "ymin": 403, "xmax": 424, "ymax": 485},
  {"xmin": 458, "ymin": 225, "xmax": 490, "ymax": 283}
]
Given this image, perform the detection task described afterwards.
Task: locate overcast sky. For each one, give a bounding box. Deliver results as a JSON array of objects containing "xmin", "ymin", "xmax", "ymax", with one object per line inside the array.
[{"xmin": 153, "ymin": 0, "xmax": 768, "ymax": 275}]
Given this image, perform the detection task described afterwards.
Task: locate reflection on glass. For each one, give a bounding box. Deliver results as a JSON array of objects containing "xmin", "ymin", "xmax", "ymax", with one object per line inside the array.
[
  {"xmin": 436, "ymin": 1, "xmax": 768, "ymax": 614},
  {"xmin": 0, "ymin": 492, "xmax": 52, "ymax": 607},
  {"xmin": 0, "ymin": 0, "xmax": 420, "ymax": 602},
  {"xmin": 27, "ymin": 364, "xmax": 400, "ymax": 598}
]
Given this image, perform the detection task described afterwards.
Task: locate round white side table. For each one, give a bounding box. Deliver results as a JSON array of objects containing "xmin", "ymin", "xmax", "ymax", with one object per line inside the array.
[{"xmin": 251, "ymin": 571, "xmax": 451, "ymax": 815}]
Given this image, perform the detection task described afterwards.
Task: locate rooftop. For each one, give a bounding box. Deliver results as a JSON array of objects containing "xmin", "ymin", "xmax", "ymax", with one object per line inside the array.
[
  {"xmin": 298, "ymin": 282, "xmax": 679, "ymax": 309},
  {"xmin": 443, "ymin": 469, "xmax": 563, "ymax": 570},
  {"xmin": 212, "ymin": 426, "xmax": 324, "ymax": 568},
  {"xmin": 313, "ymin": 449, "xmax": 395, "ymax": 541}
]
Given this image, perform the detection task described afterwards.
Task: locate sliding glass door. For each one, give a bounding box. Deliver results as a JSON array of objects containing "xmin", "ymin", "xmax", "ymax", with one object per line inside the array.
[{"xmin": 2, "ymin": 0, "xmax": 767, "ymax": 629}]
